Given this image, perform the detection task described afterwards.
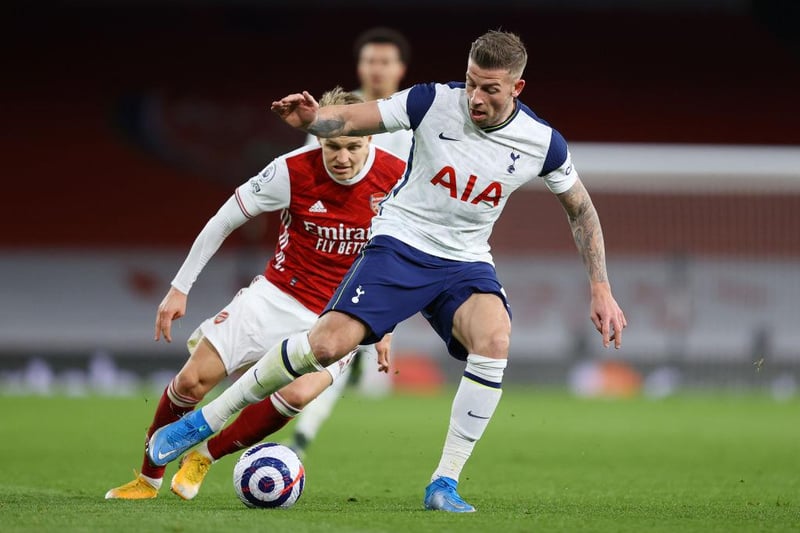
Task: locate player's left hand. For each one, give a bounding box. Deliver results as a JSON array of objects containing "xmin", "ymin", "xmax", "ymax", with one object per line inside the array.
[
  {"xmin": 375, "ymin": 333, "xmax": 393, "ymax": 373},
  {"xmin": 590, "ymin": 281, "xmax": 627, "ymax": 349}
]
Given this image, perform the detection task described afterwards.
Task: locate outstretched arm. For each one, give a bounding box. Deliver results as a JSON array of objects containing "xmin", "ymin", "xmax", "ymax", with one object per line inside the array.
[
  {"xmin": 556, "ymin": 178, "xmax": 627, "ymax": 348},
  {"xmin": 155, "ymin": 196, "xmax": 249, "ymax": 342},
  {"xmin": 271, "ymin": 91, "xmax": 387, "ymax": 137}
]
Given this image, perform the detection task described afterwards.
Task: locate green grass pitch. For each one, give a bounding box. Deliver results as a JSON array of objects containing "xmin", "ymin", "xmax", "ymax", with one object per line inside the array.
[{"xmin": 0, "ymin": 388, "xmax": 797, "ymax": 532}]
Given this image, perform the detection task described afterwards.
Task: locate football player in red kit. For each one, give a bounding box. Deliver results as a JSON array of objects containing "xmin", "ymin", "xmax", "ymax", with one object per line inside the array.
[{"xmin": 105, "ymin": 87, "xmax": 406, "ymax": 500}]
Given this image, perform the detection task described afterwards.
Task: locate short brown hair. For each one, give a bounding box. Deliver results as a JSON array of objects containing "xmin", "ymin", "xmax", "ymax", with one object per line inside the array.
[
  {"xmin": 318, "ymin": 86, "xmax": 365, "ymax": 108},
  {"xmin": 469, "ymin": 30, "xmax": 527, "ymax": 78}
]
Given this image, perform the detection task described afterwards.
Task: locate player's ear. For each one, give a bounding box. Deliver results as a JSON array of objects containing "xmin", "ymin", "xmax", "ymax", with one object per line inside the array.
[{"xmin": 512, "ymin": 78, "xmax": 525, "ymax": 98}]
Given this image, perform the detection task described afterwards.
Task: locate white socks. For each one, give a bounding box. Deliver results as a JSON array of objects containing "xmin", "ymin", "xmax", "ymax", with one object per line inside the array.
[
  {"xmin": 432, "ymin": 354, "xmax": 506, "ymax": 482},
  {"xmin": 201, "ymin": 332, "xmax": 324, "ymax": 431},
  {"xmin": 194, "ymin": 441, "xmax": 213, "ymax": 462},
  {"xmin": 141, "ymin": 474, "xmax": 163, "ymax": 490}
]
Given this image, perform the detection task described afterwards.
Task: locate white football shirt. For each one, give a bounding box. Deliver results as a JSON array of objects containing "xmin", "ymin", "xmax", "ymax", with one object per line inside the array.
[{"xmin": 374, "ymin": 82, "xmax": 578, "ymax": 264}]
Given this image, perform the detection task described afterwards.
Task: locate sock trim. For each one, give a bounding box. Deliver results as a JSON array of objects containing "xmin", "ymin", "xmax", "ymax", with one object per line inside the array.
[
  {"xmin": 196, "ymin": 441, "xmax": 215, "ymax": 462},
  {"xmin": 280, "ymin": 339, "xmax": 302, "ymax": 378},
  {"xmin": 167, "ymin": 378, "xmax": 200, "ymax": 408},
  {"xmin": 270, "ymin": 392, "xmax": 301, "ymax": 418},
  {"xmin": 463, "ymin": 371, "xmax": 501, "ymax": 389},
  {"xmin": 140, "ymin": 473, "xmax": 163, "ymax": 490}
]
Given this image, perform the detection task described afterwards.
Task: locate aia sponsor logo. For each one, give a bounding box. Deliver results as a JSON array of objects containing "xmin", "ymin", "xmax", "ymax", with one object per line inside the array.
[
  {"xmin": 370, "ymin": 193, "xmax": 387, "ymax": 214},
  {"xmin": 214, "ymin": 311, "xmax": 229, "ymax": 324},
  {"xmin": 430, "ymin": 166, "xmax": 502, "ymax": 207}
]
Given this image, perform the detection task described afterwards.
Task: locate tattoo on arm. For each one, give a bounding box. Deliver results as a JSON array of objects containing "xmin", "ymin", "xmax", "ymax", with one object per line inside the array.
[
  {"xmin": 558, "ymin": 181, "xmax": 608, "ymax": 284},
  {"xmin": 306, "ymin": 104, "xmax": 386, "ymax": 138},
  {"xmin": 307, "ymin": 117, "xmax": 347, "ymax": 138},
  {"xmin": 348, "ymin": 120, "xmax": 388, "ymax": 137}
]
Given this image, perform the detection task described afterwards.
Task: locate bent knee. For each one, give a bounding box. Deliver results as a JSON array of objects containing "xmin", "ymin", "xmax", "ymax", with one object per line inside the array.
[
  {"xmin": 473, "ymin": 332, "xmax": 510, "ymax": 359},
  {"xmin": 308, "ymin": 313, "xmax": 366, "ymax": 366},
  {"xmin": 308, "ymin": 341, "xmax": 353, "ymax": 367},
  {"xmin": 173, "ymin": 370, "xmax": 212, "ymax": 401}
]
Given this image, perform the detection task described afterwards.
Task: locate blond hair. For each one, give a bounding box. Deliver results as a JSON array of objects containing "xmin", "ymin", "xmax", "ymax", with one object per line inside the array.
[{"xmin": 318, "ymin": 86, "xmax": 365, "ymax": 107}]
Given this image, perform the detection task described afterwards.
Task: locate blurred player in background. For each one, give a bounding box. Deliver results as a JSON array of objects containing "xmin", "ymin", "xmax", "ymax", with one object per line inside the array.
[
  {"xmin": 305, "ymin": 26, "xmax": 412, "ymax": 158},
  {"xmin": 148, "ymin": 30, "xmax": 627, "ymax": 512},
  {"xmin": 105, "ymin": 88, "xmax": 406, "ymax": 500},
  {"xmin": 292, "ymin": 26, "xmax": 414, "ymax": 458}
]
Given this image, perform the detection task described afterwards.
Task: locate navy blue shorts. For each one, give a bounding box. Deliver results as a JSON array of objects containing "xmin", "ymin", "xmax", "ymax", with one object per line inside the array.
[{"xmin": 323, "ymin": 235, "xmax": 511, "ymax": 360}]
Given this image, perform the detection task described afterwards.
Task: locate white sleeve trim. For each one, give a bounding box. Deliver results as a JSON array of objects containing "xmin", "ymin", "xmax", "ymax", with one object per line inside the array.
[
  {"xmin": 170, "ymin": 195, "xmax": 249, "ymax": 294},
  {"xmin": 376, "ymin": 89, "xmax": 412, "ymax": 132},
  {"xmin": 542, "ymin": 151, "xmax": 579, "ymax": 195}
]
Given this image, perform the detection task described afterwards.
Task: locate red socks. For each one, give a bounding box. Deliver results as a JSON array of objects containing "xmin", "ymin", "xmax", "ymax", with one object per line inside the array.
[
  {"xmin": 140, "ymin": 379, "xmax": 198, "ymax": 480},
  {"xmin": 207, "ymin": 395, "xmax": 294, "ymax": 460},
  {"xmin": 138, "ymin": 382, "xmax": 295, "ymax": 479}
]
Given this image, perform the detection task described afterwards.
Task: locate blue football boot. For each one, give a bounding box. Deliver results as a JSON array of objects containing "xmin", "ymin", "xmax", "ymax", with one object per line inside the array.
[
  {"xmin": 423, "ymin": 476, "xmax": 476, "ymax": 513},
  {"xmin": 147, "ymin": 409, "xmax": 213, "ymax": 467}
]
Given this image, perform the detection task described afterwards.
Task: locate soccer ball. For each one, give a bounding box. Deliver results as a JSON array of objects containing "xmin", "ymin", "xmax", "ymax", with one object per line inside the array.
[{"xmin": 233, "ymin": 443, "xmax": 305, "ymax": 509}]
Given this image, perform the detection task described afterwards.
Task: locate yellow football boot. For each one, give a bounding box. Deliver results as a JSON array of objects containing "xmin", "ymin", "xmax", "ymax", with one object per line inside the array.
[
  {"xmin": 105, "ymin": 472, "xmax": 158, "ymax": 500},
  {"xmin": 170, "ymin": 451, "xmax": 212, "ymax": 500}
]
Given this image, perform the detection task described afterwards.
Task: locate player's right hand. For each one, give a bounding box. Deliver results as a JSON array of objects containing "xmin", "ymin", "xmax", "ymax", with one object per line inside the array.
[
  {"xmin": 155, "ymin": 286, "xmax": 188, "ymax": 343},
  {"xmin": 270, "ymin": 91, "xmax": 319, "ymax": 130},
  {"xmin": 589, "ymin": 282, "xmax": 627, "ymax": 349}
]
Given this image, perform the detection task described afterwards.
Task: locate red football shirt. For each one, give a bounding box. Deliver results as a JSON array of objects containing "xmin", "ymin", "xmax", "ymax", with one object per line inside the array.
[{"xmin": 234, "ymin": 144, "xmax": 406, "ymax": 314}]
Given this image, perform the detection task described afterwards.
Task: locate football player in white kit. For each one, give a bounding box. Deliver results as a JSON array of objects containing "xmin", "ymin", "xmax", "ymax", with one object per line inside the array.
[
  {"xmin": 105, "ymin": 88, "xmax": 406, "ymax": 500},
  {"xmin": 148, "ymin": 30, "xmax": 627, "ymax": 512}
]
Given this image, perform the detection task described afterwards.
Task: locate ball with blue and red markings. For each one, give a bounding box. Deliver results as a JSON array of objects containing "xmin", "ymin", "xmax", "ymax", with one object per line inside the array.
[{"xmin": 233, "ymin": 442, "xmax": 305, "ymax": 508}]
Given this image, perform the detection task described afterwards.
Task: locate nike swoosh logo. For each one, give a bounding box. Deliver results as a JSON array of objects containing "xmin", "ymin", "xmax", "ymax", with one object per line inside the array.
[
  {"xmin": 467, "ymin": 410, "xmax": 490, "ymax": 419},
  {"xmin": 157, "ymin": 449, "xmax": 178, "ymax": 460},
  {"xmin": 438, "ymin": 132, "xmax": 460, "ymax": 141}
]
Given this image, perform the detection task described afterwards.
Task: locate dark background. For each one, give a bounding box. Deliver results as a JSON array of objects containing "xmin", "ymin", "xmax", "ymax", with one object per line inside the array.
[
  {"xmin": 2, "ymin": 0, "xmax": 799, "ymax": 250},
  {"xmin": 0, "ymin": 1, "xmax": 798, "ymax": 390}
]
